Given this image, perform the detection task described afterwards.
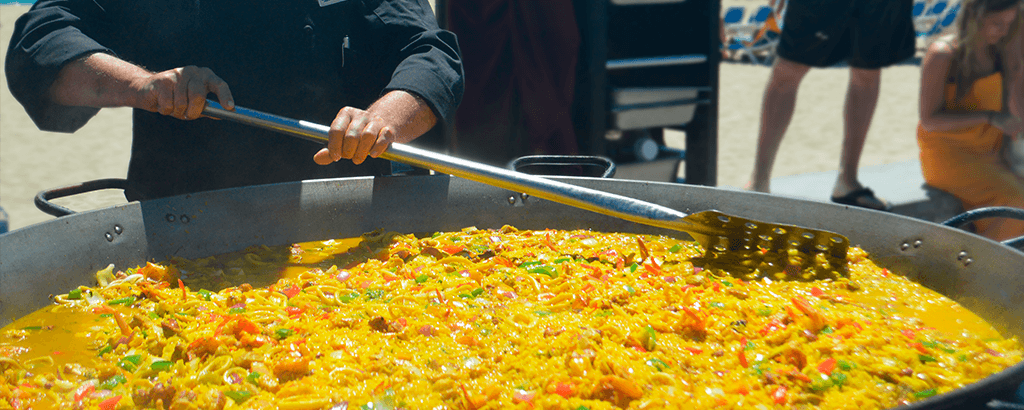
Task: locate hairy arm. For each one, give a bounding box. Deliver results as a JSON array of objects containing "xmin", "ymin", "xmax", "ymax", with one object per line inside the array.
[
  {"xmin": 49, "ymin": 52, "xmax": 234, "ymax": 120},
  {"xmin": 313, "ymin": 0, "xmax": 459, "ymax": 166},
  {"xmin": 367, "ymin": 90, "xmax": 438, "ymax": 145},
  {"xmin": 314, "ymin": 90, "xmax": 437, "ymax": 165}
]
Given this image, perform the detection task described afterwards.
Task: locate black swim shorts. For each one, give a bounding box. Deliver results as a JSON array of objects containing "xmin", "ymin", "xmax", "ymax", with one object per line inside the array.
[{"xmin": 777, "ymin": 0, "xmax": 916, "ymax": 69}]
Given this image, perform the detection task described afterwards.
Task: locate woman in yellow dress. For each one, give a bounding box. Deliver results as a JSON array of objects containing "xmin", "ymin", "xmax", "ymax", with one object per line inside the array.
[{"xmin": 918, "ymin": 0, "xmax": 1024, "ymax": 241}]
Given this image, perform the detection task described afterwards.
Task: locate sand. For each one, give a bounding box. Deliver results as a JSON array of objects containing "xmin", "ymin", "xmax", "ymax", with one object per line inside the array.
[{"xmin": 0, "ymin": 4, "xmax": 922, "ymax": 232}]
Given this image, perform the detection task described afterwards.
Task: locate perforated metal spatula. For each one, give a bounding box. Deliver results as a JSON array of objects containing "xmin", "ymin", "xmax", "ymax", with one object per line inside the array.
[{"xmin": 201, "ymin": 101, "xmax": 850, "ymax": 280}]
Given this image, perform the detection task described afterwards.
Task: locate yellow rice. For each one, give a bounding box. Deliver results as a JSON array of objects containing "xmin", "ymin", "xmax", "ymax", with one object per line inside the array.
[{"xmin": 1, "ymin": 226, "xmax": 1021, "ymax": 410}]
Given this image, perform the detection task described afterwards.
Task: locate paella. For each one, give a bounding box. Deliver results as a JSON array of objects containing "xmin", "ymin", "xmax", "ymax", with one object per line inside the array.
[{"xmin": 1, "ymin": 226, "xmax": 1021, "ymax": 409}]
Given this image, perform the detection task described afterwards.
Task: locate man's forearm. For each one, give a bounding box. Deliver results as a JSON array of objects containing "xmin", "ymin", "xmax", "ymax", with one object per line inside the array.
[
  {"xmin": 49, "ymin": 52, "xmax": 149, "ymax": 109},
  {"xmin": 367, "ymin": 90, "xmax": 438, "ymax": 143}
]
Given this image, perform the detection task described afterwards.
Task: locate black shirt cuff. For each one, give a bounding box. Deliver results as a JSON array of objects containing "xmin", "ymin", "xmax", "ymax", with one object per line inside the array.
[{"xmin": 7, "ymin": 27, "xmax": 111, "ymax": 132}]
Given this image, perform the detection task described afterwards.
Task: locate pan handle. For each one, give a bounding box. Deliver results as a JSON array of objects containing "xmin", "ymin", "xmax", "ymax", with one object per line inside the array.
[
  {"xmin": 200, "ymin": 101, "xmax": 701, "ymax": 232},
  {"xmin": 508, "ymin": 155, "xmax": 617, "ymax": 178},
  {"xmin": 941, "ymin": 207, "xmax": 1024, "ymax": 250},
  {"xmin": 35, "ymin": 178, "xmax": 132, "ymax": 217}
]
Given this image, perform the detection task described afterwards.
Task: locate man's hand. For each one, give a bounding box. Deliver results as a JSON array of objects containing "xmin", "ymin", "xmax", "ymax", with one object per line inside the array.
[
  {"xmin": 314, "ymin": 107, "xmax": 394, "ymax": 165},
  {"xmin": 132, "ymin": 66, "xmax": 234, "ymax": 120},
  {"xmin": 50, "ymin": 53, "xmax": 234, "ymax": 118},
  {"xmin": 314, "ymin": 90, "xmax": 437, "ymax": 166}
]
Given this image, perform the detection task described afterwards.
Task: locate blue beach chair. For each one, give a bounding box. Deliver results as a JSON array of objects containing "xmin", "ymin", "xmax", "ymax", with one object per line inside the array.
[
  {"xmin": 721, "ymin": 5, "xmax": 749, "ymax": 61},
  {"xmin": 747, "ymin": 5, "xmax": 772, "ymax": 26},
  {"xmin": 915, "ymin": 0, "xmax": 949, "ymax": 36},
  {"xmin": 723, "ymin": 3, "xmax": 783, "ymax": 65},
  {"xmin": 928, "ymin": 2, "xmax": 960, "ymax": 36},
  {"xmin": 912, "ymin": 1, "xmax": 927, "ymax": 18},
  {"xmin": 722, "ymin": 6, "xmax": 745, "ymax": 26}
]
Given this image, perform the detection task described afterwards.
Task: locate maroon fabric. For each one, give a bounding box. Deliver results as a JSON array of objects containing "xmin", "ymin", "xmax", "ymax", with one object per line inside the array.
[{"xmin": 447, "ymin": 0, "xmax": 580, "ymax": 165}]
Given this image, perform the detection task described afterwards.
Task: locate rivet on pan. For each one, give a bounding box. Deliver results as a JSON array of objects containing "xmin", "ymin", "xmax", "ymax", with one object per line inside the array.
[
  {"xmin": 180, "ymin": 215, "xmax": 190, "ymax": 224},
  {"xmin": 913, "ymin": 240, "xmax": 922, "ymax": 248},
  {"xmin": 104, "ymin": 232, "xmax": 114, "ymax": 242},
  {"xmin": 521, "ymin": 193, "xmax": 530, "ymax": 201},
  {"xmin": 900, "ymin": 242, "xmax": 910, "ymax": 251},
  {"xmin": 745, "ymin": 222, "xmax": 758, "ymax": 230},
  {"xmin": 957, "ymin": 251, "xmax": 968, "ymax": 261},
  {"xmin": 165, "ymin": 214, "xmax": 176, "ymax": 223},
  {"xmin": 508, "ymin": 196, "xmax": 517, "ymax": 205},
  {"xmin": 963, "ymin": 258, "xmax": 973, "ymax": 266},
  {"xmin": 114, "ymin": 225, "xmax": 123, "ymax": 235},
  {"xmin": 718, "ymin": 215, "xmax": 730, "ymax": 223}
]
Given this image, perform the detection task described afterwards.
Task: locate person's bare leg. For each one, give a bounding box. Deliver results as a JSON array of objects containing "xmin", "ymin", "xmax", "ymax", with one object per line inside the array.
[
  {"xmin": 749, "ymin": 57, "xmax": 811, "ymax": 192},
  {"xmin": 831, "ymin": 67, "xmax": 882, "ymax": 201}
]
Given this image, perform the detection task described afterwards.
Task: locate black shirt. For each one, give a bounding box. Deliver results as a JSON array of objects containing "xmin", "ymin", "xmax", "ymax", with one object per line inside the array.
[{"xmin": 6, "ymin": 0, "xmax": 463, "ymax": 200}]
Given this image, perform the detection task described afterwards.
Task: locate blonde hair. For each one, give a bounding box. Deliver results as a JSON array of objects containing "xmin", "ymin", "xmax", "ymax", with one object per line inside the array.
[{"xmin": 951, "ymin": 0, "xmax": 1023, "ymax": 98}]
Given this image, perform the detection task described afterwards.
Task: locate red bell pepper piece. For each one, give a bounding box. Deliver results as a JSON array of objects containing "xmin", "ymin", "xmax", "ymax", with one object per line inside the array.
[
  {"xmin": 235, "ymin": 317, "xmax": 261, "ymax": 335},
  {"xmin": 817, "ymin": 357, "xmax": 837, "ymax": 375},
  {"xmin": 98, "ymin": 395, "xmax": 121, "ymax": 410},
  {"xmin": 772, "ymin": 386, "xmax": 787, "ymax": 404},
  {"xmin": 554, "ymin": 382, "xmax": 575, "ymax": 398},
  {"xmin": 442, "ymin": 245, "xmax": 465, "ymax": 255},
  {"xmin": 911, "ymin": 342, "xmax": 931, "ymax": 355},
  {"xmin": 280, "ymin": 284, "xmax": 301, "ymax": 299}
]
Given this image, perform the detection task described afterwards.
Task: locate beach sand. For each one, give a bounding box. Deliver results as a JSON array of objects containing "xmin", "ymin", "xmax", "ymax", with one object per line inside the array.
[
  {"xmin": 2, "ymin": 4, "xmax": 133, "ymax": 232},
  {"xmin": 0, "ymin": 4, "xmax": 922, "ymax": 232}
]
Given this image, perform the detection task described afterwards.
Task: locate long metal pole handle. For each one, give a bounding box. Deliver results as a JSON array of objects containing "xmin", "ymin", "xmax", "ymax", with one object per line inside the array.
[{"xmin": 201, "ymin": 100, "xmax": 694, "ymax": 231}]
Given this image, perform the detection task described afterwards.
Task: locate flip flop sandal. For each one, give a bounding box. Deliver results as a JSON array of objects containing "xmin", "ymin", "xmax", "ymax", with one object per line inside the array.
[{"xmin": 831, "ymin": 188, "xmax": 892, "ymax": 211}]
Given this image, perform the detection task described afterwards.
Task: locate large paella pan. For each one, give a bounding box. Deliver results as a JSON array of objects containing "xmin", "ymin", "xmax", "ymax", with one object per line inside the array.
[{"xmin": 1, "ymin": 175, "xmax": 1023, "ymax": 409}]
